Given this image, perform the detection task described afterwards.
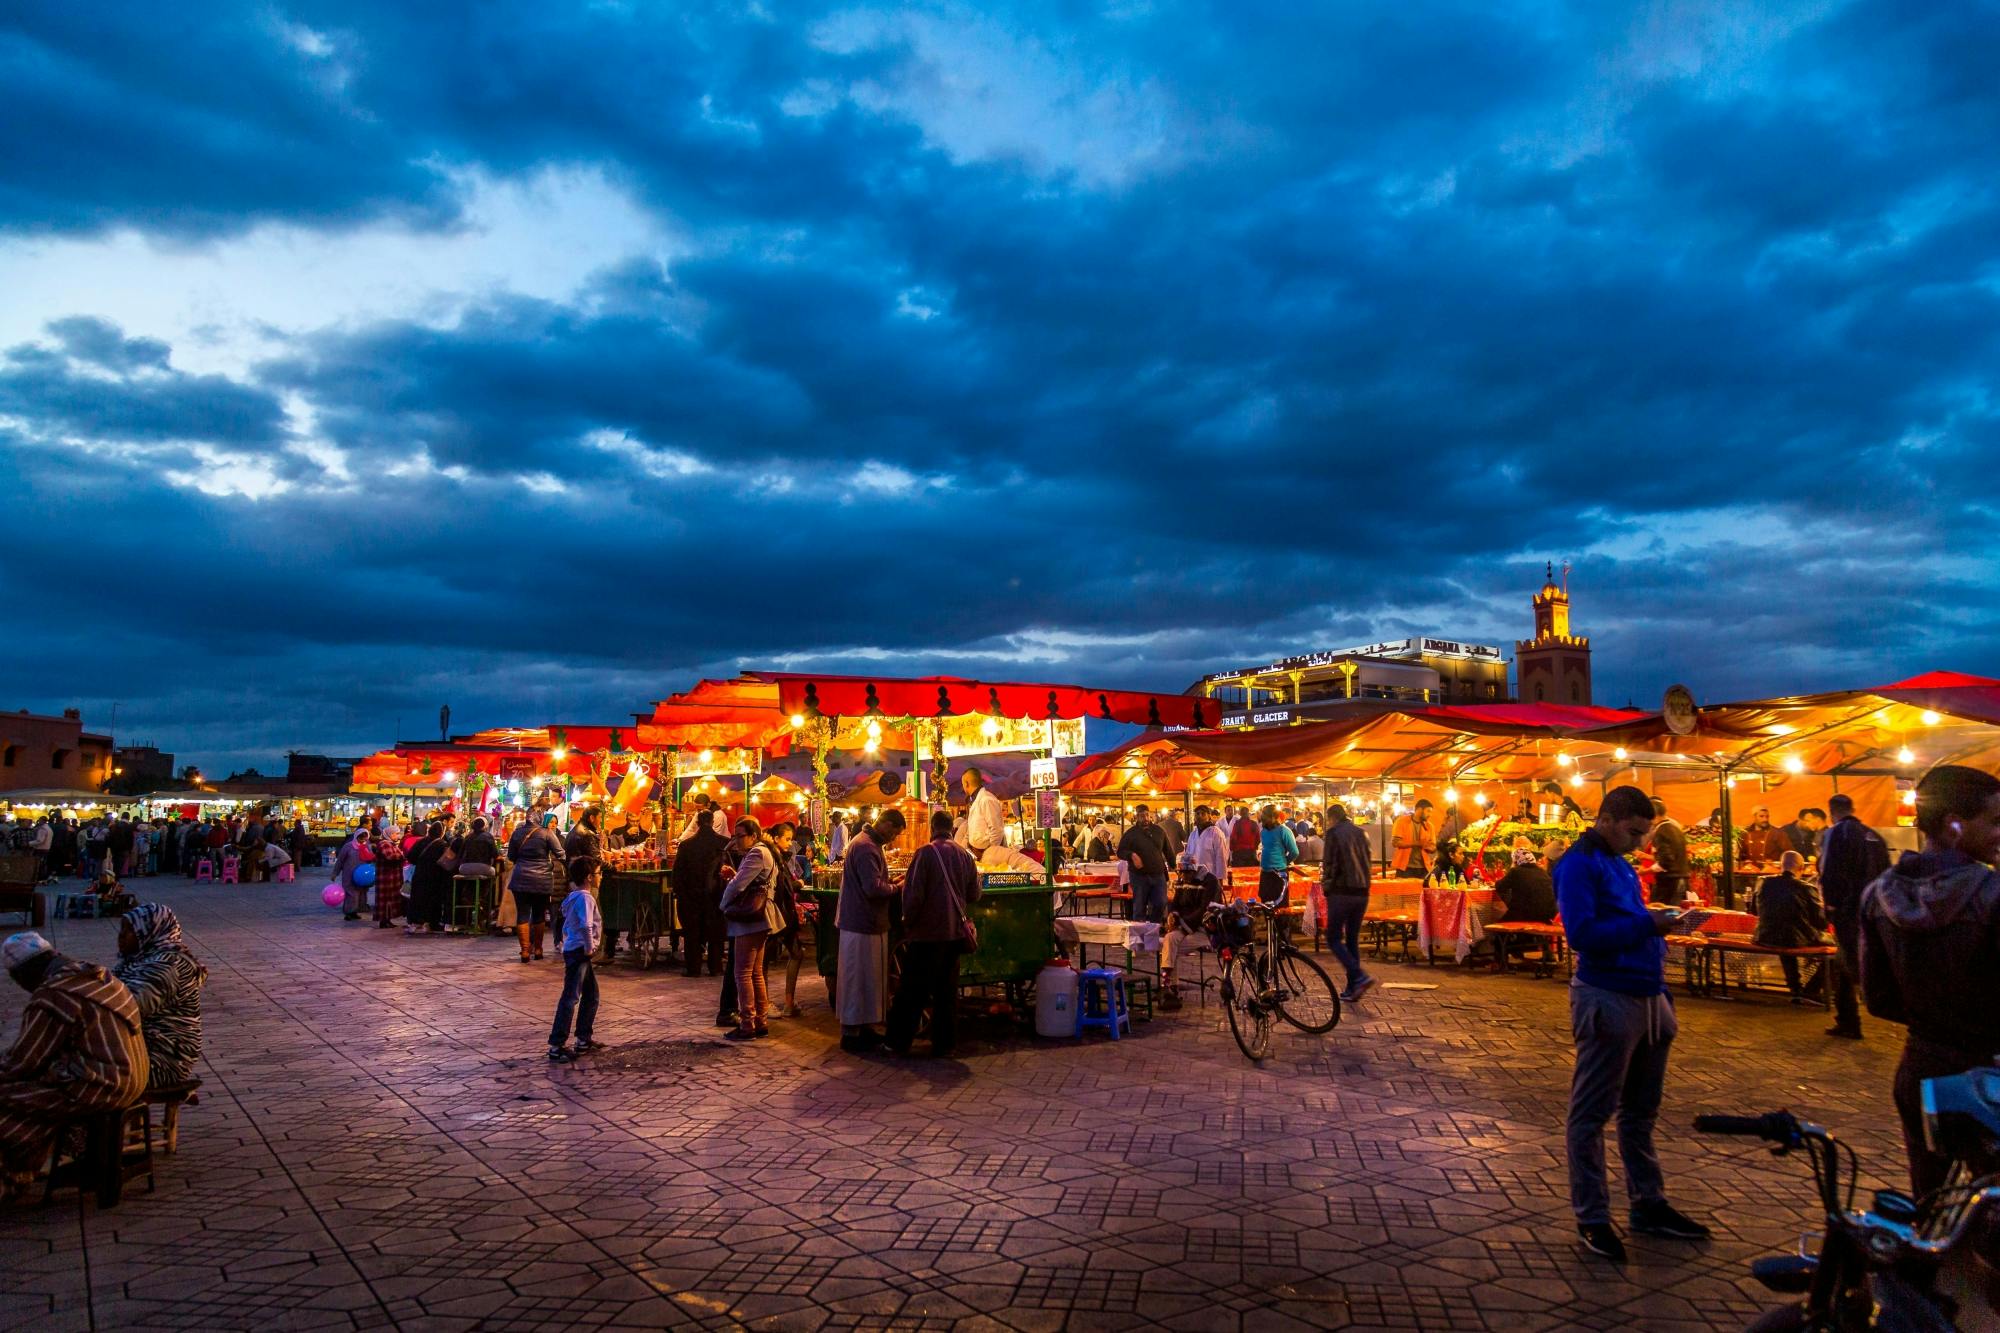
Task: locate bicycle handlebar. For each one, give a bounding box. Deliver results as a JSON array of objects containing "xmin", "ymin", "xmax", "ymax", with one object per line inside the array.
[{"xmin": 1694, "ymin": 1112, "xmax": 1800, "ymax": 1142}]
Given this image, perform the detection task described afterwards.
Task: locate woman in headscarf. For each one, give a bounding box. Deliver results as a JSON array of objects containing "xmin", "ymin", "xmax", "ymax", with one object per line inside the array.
[
  {"xmin": 111, "ymin": 904, "xmax": 208, "ymax": 1090},
  {"xmin": 371, "ymin": 827, "xmax": 407, "ymax": 929},
  {"xmin": 328, "ymin": 825, "xmax": 375, "ymax": 921}
]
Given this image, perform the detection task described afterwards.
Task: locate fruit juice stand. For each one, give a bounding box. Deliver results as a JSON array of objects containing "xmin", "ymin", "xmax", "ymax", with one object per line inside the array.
[
  {"xmin": 809, "ymin": 868, "xmax": 1057, "ymax": 1004},
  {"xmin": 597, "ymin": 852, "xmax": 673, "ymax": 967}
]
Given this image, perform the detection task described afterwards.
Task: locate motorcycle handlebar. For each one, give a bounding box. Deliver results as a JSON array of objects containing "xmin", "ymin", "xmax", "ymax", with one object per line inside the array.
[{"xmin": 1694, "ymin": 1112, "xmax": 1799, "ymax": 1142}]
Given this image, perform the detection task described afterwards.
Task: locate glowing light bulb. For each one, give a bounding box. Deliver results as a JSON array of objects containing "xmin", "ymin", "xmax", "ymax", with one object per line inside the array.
[
  {"xmin": 1213, "ymin": 768, "xmax": 1231, "ymax": 788},
  {"xmin": 1897, "ymin": 747, "xmax": 1915, "ymax": 765},
  {"xmin": 1903, "ymin": 787, "xmax": 1918, "ymax": 806},
  {"xmin": 1556, "ymin": 753, "xmax": 1572, "ymax": 768},
  {"xmin": 1921, "ymin": 710, "xmax": 1941, "ymax": 726},
  {"xmin": 442, "ymin": 771, "xmax": 457, "ymax": 785},
  {"xmin": 980, "ymin": 718, "xmax": 1001, "ymax": 739},
  {"xmin": 1442, "ymin": 787, "xmax": 1458, "ymax": 803},
  {"xmin": 699, "ymin": 749, "xmax": 713, "ymax": 764},
  {"xmin": 789, "ymin": 714, "xmax": 805, "ymax": 728},
  {"xmin": 1613, "ymin": 747, "xmax": 1629, "ymax": 761},
  {"xmin": 1783, "ymin": 756, "xmax": 1805, "ymax": 774},
  {"xmin": 1474, "ymin": 793, "xmax": 1489, "ymax": 807},
  {"xmin": 1725, "ymin": 775, "xmax": 1738, "ymax": 788},
  {"xmin": 1568, "ymin": 773, "xmax": 1585, "ymax": 788},
  {"xmin": 863, "ymin": 738, "xmax": 879, "ymax": 754}
]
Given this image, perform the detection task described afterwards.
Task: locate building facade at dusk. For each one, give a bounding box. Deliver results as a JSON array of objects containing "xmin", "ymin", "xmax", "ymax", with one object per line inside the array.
[
  {"xmin": 1, "ymin": 708, "xmax": 115, "ymax": 793},
  {"xmin": 1192, "ymin": 574, "xmax": 1590, "ymax": 728}
]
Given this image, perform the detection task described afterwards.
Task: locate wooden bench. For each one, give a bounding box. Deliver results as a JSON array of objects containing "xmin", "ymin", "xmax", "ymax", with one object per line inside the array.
[
  {"xmin": 1363, "ymin": 911, "xmax": 1417, "ymax": 962},
  {"xmin": 1681, "ymin": 936, "xmax": 1839, "ymax": 1003},
  {"xmin": 1483, "ymin": 921, "xmax": 1570, "ymax": 979}
]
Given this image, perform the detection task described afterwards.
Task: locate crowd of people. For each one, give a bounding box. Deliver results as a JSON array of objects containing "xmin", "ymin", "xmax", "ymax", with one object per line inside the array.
[
  {"xmin": 0, "ymin": 904, "xmax": 208, "ymax": 1203},
  {"xmin": 6, "ymin": 811, "xmax": 313, "ymax": 886},
  {"xmin": 9, "ymin": 764, "xmax": 1990, "ymax": 1268}
]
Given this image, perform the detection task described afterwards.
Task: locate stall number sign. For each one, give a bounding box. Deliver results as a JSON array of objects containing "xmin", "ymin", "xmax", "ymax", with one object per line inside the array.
[{"xmin": 1029, "ymin": 757, "xmax": 1059, "ymax": 789}]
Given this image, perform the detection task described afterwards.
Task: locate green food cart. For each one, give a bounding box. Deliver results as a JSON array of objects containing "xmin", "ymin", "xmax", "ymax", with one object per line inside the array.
[
  {"xmin": 810, "ymin": 870, "xmax": 1056, "ymax": 1008},
  {"xmin": 597, "ymin": 867, "xmax": 674, "ymax": 967}
]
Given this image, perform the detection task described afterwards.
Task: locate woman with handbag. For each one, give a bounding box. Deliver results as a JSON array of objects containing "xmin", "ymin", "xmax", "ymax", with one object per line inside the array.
[
  {"xmin": 507, "ymin": 814, "xmax": 566, "ymax": 960},
  {"xmin": 884, "ymin": 810, "xmax": 983, "ymax": 1058},
  {"xmin": 766, "ymin": 823, "xmax": 810, "ymax": 1018},
  {"xmin": 718, "ymin": 818, "xmax": 783, "ymax": 1041}
]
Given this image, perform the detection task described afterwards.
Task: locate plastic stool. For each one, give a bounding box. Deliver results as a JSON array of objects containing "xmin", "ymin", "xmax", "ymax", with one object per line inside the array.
[
  {"xmin": 219, "ymin": 857, "xmax": 240, "ymax": 885},
  {"xmin": 448, "ymin": 876, "xmax": 490, "ymax": 934},
  {"xmin": 273, "ymin": 863, "xmax": 295, "ymax": 883},
  {"xmin": 192, "ymin": 859, "xmax": 214, "ymax": 883},
  {"xmin": 1075, "ymin": 966, "xmax": 1132, "ymax": 1040}
]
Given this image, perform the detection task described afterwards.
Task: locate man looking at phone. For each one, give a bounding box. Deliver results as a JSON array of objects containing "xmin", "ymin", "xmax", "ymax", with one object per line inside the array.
[{"xmin": 1558, "ymin": 784, "xmax": 1710, "ymax": 1262}]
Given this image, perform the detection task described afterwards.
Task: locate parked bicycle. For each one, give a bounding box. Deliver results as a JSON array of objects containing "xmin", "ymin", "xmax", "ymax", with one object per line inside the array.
[
  {"xmin": 1698, "ymin": 1066, "xmax": 2000, "ymax": 1331},
  {"xmin": 1201, "ymin": 898, "xmax": 1340, "ymax": 1061}
]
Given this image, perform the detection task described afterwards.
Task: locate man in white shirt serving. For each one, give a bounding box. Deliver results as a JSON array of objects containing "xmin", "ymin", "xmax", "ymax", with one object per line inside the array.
[
  {"xmin": 957, "ymin": 768, "xmax": 1041, "ymax": 872},
  {"xmin": 1162, "ymin": 804, "xmax": 1231, "ymax": 1010}
]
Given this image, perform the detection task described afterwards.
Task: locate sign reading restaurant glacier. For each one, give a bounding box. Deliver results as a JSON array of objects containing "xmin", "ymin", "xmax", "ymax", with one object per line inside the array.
[{"xmin": 1199, "ymin": 637, "xmax": 1505, "ymax": 684}]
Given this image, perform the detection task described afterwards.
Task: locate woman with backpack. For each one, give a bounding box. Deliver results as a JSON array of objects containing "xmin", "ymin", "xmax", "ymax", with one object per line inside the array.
[{"xmin": 718, "ymin": 818, "xmax": 782, "ymax": 1041}]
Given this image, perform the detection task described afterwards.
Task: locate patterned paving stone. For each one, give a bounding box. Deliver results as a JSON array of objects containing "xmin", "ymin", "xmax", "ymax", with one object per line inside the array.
[{"xmin": 0, "ymin": 870, "xmax": 1913, "ymax": 1330}]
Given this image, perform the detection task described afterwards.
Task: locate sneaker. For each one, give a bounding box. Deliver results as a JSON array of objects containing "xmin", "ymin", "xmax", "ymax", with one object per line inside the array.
[
  {"xmin": 714, "ymin": 1012, "xmax": 739, "ymax": 1029},
  {"xmin": 723, "ymin": 1029, "xmax": 755, "ymax": 1042},
  {"xmin": 1344, "ymin": 974, "xmax": 1379, "ymax": 1003},
  {"xmin": 1578, "ymin": 1223, "xmax": 1626, "ymax": 1262},
  {"xmin": 575, "ymin": 1040, "xmax": 606, "ymax": 1054},
  {"xmin": 751, "ymin": 1026, "xmax": 770, "ymax": 1038},
  {"xmin": 548, "ymin": 1046, "xmax": 575, "ymax": 1063},
  {"xmin": 1825, "ymin": 1025, "xmax": 1863, "ymax": 1040},
  {"xmin": 1631, "ymin": 1199, "xmax": 1710, "ymax": 1241}
]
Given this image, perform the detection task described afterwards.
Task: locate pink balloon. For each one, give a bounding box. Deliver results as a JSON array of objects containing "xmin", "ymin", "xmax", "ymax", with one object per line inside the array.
[{"xmin": 321, "ymin": 884, "xmax": 344, "ymax": 908}]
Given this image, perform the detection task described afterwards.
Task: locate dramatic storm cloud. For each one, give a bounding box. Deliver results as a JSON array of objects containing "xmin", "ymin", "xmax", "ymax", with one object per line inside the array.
[{"xmin": 3, "ymin": 1, "xmax": 1995, "ymax": 771}]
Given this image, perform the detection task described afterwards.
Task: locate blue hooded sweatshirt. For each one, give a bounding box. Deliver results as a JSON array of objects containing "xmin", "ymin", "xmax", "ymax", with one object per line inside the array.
[{"xmin": 1555, "ymin": 829, "xmax": 1667, "ymax": 996}]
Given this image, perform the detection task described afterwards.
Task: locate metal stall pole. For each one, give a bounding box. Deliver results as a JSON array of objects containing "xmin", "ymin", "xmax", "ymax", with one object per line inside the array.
[{"xmin": 1718, "ymin": 772, "xmax": 1738, "ymax": 909}]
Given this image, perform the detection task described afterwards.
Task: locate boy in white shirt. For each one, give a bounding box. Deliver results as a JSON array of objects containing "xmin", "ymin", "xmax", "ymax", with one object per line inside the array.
[{"xmin": 548, "ymin": 862, "xmax": 606, "ymax": 1063}]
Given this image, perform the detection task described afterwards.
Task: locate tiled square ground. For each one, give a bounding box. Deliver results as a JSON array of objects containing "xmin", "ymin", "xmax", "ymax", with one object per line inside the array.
[{"xmin": 0, "ymin": 871, "xmax": 1905, "ymax": 1330}]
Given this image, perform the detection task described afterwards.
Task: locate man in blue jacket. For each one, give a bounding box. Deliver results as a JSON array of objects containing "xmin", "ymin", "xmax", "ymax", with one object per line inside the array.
[{"xmin": 1557, "ymin": 785, "xmax": 1710, "ymax": 1262}]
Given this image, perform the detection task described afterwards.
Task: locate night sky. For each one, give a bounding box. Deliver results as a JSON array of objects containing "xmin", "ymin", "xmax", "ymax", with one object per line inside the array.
[{"xmin": 3, "ymin": 3, "xmax": 1995, "ymax": 774}]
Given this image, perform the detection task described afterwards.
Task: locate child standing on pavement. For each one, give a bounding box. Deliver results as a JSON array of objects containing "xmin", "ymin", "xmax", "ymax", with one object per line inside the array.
[{"xmin": 548, "ymin": 861, "xmax": 605, "ymax": 1063}]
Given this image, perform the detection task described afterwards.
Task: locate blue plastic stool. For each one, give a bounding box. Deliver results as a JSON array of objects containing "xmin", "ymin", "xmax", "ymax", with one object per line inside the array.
[{"xmin": 1075, "ymin": 966, "xmax": 1132, "ymax": 1040}]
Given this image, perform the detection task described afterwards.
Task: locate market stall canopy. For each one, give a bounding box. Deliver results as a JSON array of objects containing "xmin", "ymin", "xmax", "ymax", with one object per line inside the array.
[
  {"xmin": 743, "ymin": 671, "xmax": 1220, "ymax": 730},
  {"xmin": 137, "ymin": 791, "xmax": 275, "ymax": 805},
  {"xmin": 1565, "ymin": 672, "xmax": 2000, "ymax": 775},
  {"xmin": 1, "ymin": 788, "xmax": 139, "ymax": 807},
  {"xmin": 638, "ymin": 680, "xmax": 803, "ymax": 754},
  {"xmin": 1067, "ymin": 701, "xmax": 1643, "ymax": 792}
]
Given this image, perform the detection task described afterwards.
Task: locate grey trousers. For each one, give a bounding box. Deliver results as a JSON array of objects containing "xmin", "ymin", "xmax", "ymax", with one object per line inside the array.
[{"xmin": 1566, "ymin": 982, "xmax": 1676, "ymax": 1225}]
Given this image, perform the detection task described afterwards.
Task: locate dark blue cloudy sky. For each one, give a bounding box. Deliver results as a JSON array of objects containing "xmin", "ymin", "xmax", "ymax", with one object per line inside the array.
[{"xmin": 3, "ymin": 2, "xmax": 1996, "ymax": 773}]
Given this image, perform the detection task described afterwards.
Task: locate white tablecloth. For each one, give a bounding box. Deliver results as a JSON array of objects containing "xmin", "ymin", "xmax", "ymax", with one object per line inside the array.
[{"xmin": 1054, "ymin": 917, "xmax": 1160, "ymax": 952}]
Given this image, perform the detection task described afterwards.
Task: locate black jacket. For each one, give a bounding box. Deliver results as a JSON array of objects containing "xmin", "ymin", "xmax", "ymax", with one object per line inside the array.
[
  {"xmin": 1819, "ymin": 816, "xmax": 1890, "ymax": 918},
  {"xmin": 1752, "ymin": 873, "xmax": 1829, "ymax": 949},
  {"xmin": 1494, "ymin": 864, "xmax": 1556, "ymax": 923},
  {"xmin": 1117, "ymin": 823, "xmax": 1174, "ymax": 876},
  {"xmin": 672, "ymin": 826, "xmax": 730, "ymax": 904},
  {"xmin": 1861, "ymin": 850, "xmax": 2000, "ymax": 1057},
  {"xmin": 1321, "ymin": 821, "xmax": 1373, "ymax": 895}
]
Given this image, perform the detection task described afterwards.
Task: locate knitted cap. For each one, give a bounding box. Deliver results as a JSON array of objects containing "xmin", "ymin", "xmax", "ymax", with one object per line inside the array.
[{"xmin": 2, "ymin": 931, "xmax": 54, "ymax": 973}]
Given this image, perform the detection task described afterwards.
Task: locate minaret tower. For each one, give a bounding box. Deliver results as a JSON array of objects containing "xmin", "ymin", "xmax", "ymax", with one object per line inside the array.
[{"xmin": 1514, "ymin": 562, "xmax": 1592, "ymax": 704}]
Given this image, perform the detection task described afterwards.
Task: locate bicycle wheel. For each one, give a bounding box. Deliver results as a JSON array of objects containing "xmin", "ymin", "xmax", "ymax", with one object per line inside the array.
[
  {"xmin": 1222, "ymin": 958, "xmax": 1272, "ymax": 1061},
  {"xmin": 1273, "ymin": 948, "xmax": 1341, "ymax": 1034}
]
